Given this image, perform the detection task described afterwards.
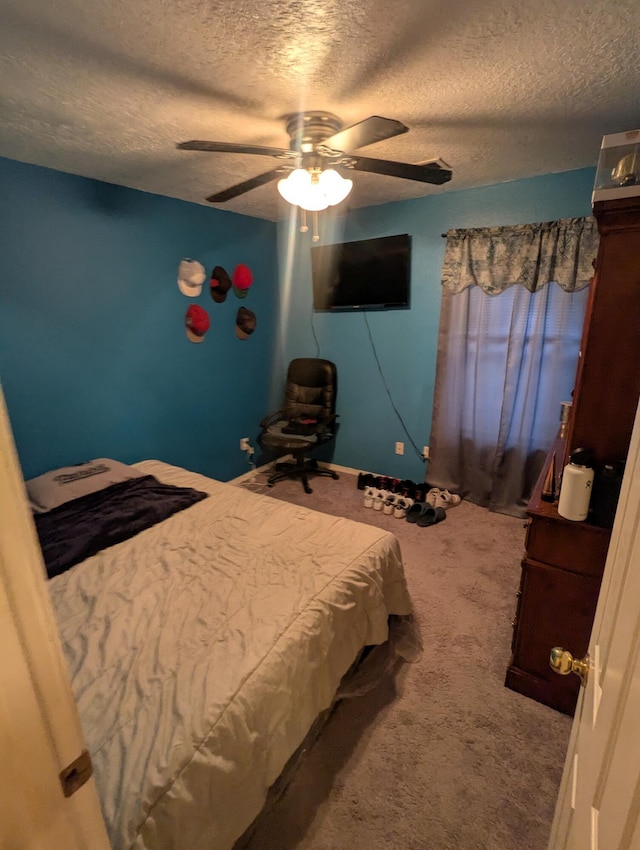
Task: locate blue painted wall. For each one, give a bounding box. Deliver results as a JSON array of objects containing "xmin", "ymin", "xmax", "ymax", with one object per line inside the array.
[
  {"xmin": 279, "ymin": 167, "xmax": 597, "ymax": 481},
  {"xmin": 0, "ymin": 157, "xmax": 278, "ymax": 481},
  {"xmin": 0, "ymin": 157, "xmax": 597, "ymax": 485}
]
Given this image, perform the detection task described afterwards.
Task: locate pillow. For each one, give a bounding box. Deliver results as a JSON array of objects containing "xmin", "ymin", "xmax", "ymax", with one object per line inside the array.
[{"xmin": 26, "ymin": 458, "xmax": 145, "ymax": 513}]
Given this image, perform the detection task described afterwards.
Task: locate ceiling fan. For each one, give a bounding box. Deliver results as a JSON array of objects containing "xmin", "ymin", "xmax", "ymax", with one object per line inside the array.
[{"xmin": 177, "ymin": 111, "xmax": 452, "ymax": 211}]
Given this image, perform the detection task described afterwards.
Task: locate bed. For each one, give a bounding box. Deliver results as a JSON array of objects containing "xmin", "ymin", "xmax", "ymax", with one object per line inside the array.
[{"xmin": 41, "ymin": 459, "xmax": 414, "ymax": 850}]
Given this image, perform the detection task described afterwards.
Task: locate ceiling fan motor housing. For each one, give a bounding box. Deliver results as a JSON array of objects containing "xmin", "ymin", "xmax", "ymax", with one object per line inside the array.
[{"xmin": 284, "ymin": 111, "xmax": 343, "ymax": 153}]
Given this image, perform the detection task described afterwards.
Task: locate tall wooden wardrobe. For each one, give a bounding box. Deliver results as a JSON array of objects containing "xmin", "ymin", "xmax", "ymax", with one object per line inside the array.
[{"xmin": 505, "ymin": 195, "xmax": 640, "ymax": 715}]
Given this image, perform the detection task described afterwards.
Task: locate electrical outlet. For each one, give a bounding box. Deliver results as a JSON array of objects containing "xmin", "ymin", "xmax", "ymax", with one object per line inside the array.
[
  {"xmin": 240, "ymin": 437, "xmax": 250, "ymax": 451},
  {"xmin": 395, "ymin": 441, "xmax": 404, "ymax": 456},
  {"xmin": 423, "ymin": 445, "xmax": 430, "ymax": 459}
]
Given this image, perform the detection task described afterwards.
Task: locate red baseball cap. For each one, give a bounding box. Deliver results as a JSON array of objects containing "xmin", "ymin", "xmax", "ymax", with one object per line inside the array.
[
  {"xmin": 185, "ymin": 304, "xmax": 210, "ymax": 343},
  {"xmin": 232, "ymin": 264, "xmax": 253, "ymax": 299}
]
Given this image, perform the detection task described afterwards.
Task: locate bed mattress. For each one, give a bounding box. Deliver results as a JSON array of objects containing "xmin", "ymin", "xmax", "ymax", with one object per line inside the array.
[{"xmin": 48, "ymin": 460, "xmax": 412, "ymax": 850}]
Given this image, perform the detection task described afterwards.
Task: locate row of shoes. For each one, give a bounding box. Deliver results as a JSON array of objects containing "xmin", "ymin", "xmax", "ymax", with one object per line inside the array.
[
  {"xmin": 363, "ymin": 488, "xmax": 414, "ymax": 518},
  {"xmin": 363, "ymin": 486, "xmax": 461, "ymax": 521},
  {"xmin": 357, "ymin": 473, "xmax": 436, "ymax": 504}
]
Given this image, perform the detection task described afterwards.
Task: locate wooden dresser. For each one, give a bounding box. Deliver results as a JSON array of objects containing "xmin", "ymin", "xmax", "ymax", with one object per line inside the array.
[{"xmin": 505, "ymin": 196, "xmax": 640, "ymax": 715}]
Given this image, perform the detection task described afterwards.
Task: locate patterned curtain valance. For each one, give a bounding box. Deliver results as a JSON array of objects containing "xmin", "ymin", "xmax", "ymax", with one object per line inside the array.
[{"xmin": 441, "ymin": 216, "xmax": 599, "ymax": 295}]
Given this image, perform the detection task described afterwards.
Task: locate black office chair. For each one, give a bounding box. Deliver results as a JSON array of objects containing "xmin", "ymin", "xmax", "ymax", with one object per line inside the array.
[{"xmin": 258, "ymin": 358, "xmax": 339, "ymax": 494}]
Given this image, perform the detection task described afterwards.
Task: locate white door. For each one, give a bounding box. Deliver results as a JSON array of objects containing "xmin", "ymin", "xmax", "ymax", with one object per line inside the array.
[
  {"xmin": 548, "ymin": 396, "xmax": 640, "ymax": 849},
  {"xmin": 0, "ymin": 386, "xmax": 110, "ymax": 850}
]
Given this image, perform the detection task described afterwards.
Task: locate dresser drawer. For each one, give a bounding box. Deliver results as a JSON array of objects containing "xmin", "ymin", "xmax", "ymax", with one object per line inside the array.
[
  {"xmin": 505, "ymin": 556, "xmax": 602, "ymax": 714},
  {"xmin": 512, "ymin": 557, "xmax": 601, "ymax": 678},
  {"xmin": 526, "ymin": 513, "xmax": 610, "ymax": 577}
]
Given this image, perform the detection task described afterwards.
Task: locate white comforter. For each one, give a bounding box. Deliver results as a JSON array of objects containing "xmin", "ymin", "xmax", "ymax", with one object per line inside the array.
[{"xmin": 49, "ymin": 461, "xmax": 412, "ymax": 850}]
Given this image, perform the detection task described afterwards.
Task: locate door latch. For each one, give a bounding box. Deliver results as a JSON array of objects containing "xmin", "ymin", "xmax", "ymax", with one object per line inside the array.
[{"xmin": 59, "ymin": 749, "xmax": 93, "ymax": 797}]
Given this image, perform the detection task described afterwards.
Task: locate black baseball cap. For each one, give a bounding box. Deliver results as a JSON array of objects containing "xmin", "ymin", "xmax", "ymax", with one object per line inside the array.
[
  {"xmin": 210, "ymin": 266, "xmax": 232, "ymax": 303},
  {"xmin": 235, "ymin": 307, "xmax": 256, "ymax": 340}
]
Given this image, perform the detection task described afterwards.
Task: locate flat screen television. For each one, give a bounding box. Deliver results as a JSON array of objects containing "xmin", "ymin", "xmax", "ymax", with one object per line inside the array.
[{"xmin": 311, "ymin": 233, "xmax": 411, "ymax": 311}]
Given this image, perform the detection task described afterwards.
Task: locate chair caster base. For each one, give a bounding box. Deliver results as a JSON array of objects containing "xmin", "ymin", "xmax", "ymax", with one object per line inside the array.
[{"xmin": 265, "ymin": 456, "xmax": 337, "ymax": 494}]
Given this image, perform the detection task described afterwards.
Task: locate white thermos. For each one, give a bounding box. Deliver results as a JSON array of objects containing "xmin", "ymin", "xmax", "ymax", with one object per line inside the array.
[{"xmin": 557, "ymin": 447, "xmax": 595, "ymax": 522}]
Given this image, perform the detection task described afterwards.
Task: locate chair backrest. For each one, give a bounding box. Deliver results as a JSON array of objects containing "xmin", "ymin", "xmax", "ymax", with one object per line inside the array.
[{"xmin": 283, "ymin": 358, "xmax": 337, "ymax": 424}]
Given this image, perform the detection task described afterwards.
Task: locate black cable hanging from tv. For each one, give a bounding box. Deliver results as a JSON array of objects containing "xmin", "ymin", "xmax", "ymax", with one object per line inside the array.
[{"xmin": 362, "ymin": 312, "xmax": 426, "ymax": 463}]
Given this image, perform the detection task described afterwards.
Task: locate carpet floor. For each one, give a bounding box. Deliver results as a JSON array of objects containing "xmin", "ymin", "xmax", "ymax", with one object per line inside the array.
[{"xmin": 236, "ymin": 467, "xmax": 572, "ymax": 850}]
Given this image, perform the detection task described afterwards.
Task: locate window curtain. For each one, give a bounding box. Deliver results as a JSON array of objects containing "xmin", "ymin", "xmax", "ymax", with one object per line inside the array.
[{"xmin": 428, "ymin": 217, "xmax": 599, "ymax": 518}]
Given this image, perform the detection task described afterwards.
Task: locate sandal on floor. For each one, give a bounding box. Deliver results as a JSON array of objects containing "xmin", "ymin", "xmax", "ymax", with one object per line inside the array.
[
  {"xmin": 425, "ymin": 487, "xmax": 441, "ymax": 507},
  {"xmin": 406, "ymin": 502, "xmax": 431, "ymax": 523},
  {"xmin": 417, "ymin": 506, "xmax": 447, "ymax": 527},
  {"xmin": 432, "ymin": 489, "xmax": 462, "ymax": 510}
]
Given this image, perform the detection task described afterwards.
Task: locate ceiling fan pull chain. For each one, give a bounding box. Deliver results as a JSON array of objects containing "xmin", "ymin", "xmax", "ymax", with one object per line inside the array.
[
  {"xmin": 299, "ymin": 208, "xmax": 309, "ymax": 233},
  {"xmin": 312, "ymin": 211, "xmax": 320, "ymax": 242}
]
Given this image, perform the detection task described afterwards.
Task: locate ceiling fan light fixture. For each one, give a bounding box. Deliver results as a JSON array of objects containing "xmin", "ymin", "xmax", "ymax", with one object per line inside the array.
[
  {"xmin": 277, "ymin": 167, "xmax": 352, "ymax": 212},
  {"xmin": 277, "ymin": 168, "xmax": 328, "ymax": 211}
]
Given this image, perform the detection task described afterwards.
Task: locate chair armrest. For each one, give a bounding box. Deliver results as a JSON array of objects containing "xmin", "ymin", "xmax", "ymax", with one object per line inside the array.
[
  {"xmin": 318, "ymin": 412, "xmax": 338, "ymax": 428},
  {"xmin": 315, "ymin": 413, "xmax": 339, "ymax": 438}
]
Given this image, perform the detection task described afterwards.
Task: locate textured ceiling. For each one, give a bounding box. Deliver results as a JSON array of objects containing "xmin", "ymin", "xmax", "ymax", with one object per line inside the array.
[{"xmin": 0, "ymin": 0, "xmax": 638, "ymax": 221}]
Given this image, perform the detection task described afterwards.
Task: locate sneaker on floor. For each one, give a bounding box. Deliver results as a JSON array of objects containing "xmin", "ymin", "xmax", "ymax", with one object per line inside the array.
[
  {"xmin": 383, "ymin": 493, "xmax": 401, "ymax": 515},
  {"xmin": 393, "ymin": 496, "xmax": 414, "ymax": 519},
  {"xmin": 372, "ymin": 490, "xmax": 387, "ymax": 511},
  {"xmin": 363, "ymin": 486, "xmax": 376, "ymax": 508}
]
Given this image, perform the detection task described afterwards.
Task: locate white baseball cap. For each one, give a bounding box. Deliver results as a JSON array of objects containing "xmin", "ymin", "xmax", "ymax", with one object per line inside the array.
[{"xmin": 177, "ymin": 259, "xmax": 206, "ymax": 297}]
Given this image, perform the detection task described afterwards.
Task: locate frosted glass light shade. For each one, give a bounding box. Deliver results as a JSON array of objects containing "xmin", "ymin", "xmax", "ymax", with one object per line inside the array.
[
  {"xmin": 320, "ymin": 169, "xmax": 353, "ymax": 206},
  {"xmin": 277, "ymin": 167, "xmax": 353, "ymax": 211},
  {"xmin": 277, "ymin": 169, "xmax": 310, "ymax": 205}
]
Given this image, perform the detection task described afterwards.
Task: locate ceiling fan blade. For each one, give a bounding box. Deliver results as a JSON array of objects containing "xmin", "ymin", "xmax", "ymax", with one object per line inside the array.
[
  {"xmin": 348, "ymin": 155, "xmax": 452, "ymax": 185},
  {"xmin": 178, "ymin": 140, "xmax": 297, "ymax": 160},
  {"xmin": 206, "ymin": 168, "xmax": 288, "ymax": 203},
  {"xmin": 322, "ymin": 116, "xmax": 408, "ymax": 153}
]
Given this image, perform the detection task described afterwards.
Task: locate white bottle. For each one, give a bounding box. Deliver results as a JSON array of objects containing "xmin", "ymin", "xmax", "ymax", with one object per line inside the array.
[{"xmin": 557, "ymin": 448, "xmax": 595, "ymax": 522}]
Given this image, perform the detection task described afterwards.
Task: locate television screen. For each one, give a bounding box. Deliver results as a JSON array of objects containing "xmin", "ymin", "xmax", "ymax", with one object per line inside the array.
[{"xmin": 311, "ymin": 233, "xmax": 411, "ymax": 311}]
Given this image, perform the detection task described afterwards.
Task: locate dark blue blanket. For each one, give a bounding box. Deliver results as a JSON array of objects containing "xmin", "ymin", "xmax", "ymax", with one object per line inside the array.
[{"xmin": 35, "ymin": 475, "xmax": 208, "ymax": 579}]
